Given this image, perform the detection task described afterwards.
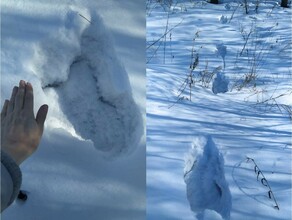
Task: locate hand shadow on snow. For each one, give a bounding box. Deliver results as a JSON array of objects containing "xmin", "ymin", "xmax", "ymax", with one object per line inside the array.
[{"xmin": 34, "ymin": 11, "xmax": 143, "ymax": 157}]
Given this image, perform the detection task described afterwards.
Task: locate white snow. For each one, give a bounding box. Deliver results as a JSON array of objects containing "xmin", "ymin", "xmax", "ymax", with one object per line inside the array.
[
  {"xmin": 147, "ymin": 0, "xmax": 291, "ymax": 219},
  {"xmin": 212, "ymin": 72, "xmax": 229, "ymax": 94},
  {"xmin": 184, "ymin": 136, "xmax": 232, "ymax": 220},
  {"xmin": 30, "ymin": 9, "xmax": 143, "ymax": 155},
  {"xmin": 215, "ymin": 43, "xmax": 227, "ymax": 69},
  {"xmin": 1, "ymin": 0, "xmax": 145, "ymax": 219}
]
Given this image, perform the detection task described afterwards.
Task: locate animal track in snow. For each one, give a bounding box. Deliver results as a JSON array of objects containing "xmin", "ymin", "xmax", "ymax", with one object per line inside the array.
[{"xmin": 31, "ymin": 8, "xmax": 142, "ymax": 157}]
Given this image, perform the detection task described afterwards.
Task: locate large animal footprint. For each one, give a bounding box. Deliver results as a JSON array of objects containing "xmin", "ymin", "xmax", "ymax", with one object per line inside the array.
[{"xmin": 32, "ymin": 8, "xmax": 143, "ymax": 157}]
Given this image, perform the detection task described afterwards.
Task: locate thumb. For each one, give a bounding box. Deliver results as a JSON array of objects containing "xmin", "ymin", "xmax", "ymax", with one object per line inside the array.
[{"xmin": 36, "ymin": 104, "xmax": 49, "ymax": 134}]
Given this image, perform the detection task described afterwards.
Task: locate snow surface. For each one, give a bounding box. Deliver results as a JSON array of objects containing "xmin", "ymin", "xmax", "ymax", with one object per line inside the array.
[
  {"xmin": 147, "ymin": 0, "xmax": 291, "ymax": 219},
  {"xmin": 1, "ymin": 0, "xmax": 145, "ymax": 219}
]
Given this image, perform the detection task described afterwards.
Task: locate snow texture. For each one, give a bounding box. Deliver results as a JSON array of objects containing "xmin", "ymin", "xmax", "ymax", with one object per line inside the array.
[
  {"xmin": 184, "ymin": 136, "xmax": 232, "ymax": 220},
  {"xmin": 29, "ymin": 8, "xmax": 142, "ymax": 156},
  {"xmin": 212, "ymin": 72, "xmax": 229, "ymax": 94}
]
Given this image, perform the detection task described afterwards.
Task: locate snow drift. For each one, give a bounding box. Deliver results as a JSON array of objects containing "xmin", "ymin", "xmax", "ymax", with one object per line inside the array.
[
  {"xmin": 184, "ymin": 136, "xmax": 232, "ymax": 220},
  {"xmin": 29, "ymin": 8, "xmax": 143, "ymax": 157}
]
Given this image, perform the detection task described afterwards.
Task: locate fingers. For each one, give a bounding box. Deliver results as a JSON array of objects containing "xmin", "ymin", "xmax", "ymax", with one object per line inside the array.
[
  {"xmin": 23, "ymin": 82, "xmax": 34, "ymax": 115},
  {"xmin": 7, "ymin": 86, "xmax": 18, "ymax": 113},
  {"xmin": 14, "ymin": 80, "xmax": 26, "ymax": 112},
  {"xmin": 1, "ymin": 100, "xmax": 9, "ymax": 119},
  {"xmin": 5, "ymin": 82, "xmax": 46, "ymax": 128},
  {"xmin": 36, "ymin": 104, "xmax": 48, "ymax": 135}
]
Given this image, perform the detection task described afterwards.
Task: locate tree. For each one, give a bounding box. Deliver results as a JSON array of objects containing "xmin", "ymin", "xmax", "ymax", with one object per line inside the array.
[
  {"xmin": 244, "ymin": 0, "xmax": 249, "ymax": 14},
  {"xmin": 210, "ymin": 0, "xmax": 219, "ymax": 4},
  {"xmin": 281, "ymin": 0, "xmax": 288, "ymax": 8}
]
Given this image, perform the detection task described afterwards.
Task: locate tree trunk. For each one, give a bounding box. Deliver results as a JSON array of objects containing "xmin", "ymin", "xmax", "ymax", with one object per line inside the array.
[
  {"xmin": 281, "ymin": 0, "xmax": 288, "ymax": 8},
  {"xmin": 210, "ymin": 0, "xmax": 219, "ymax": 4},
  {"xmin": 244, "ymin": 0, "xmax": 248, "ymax": 14}
]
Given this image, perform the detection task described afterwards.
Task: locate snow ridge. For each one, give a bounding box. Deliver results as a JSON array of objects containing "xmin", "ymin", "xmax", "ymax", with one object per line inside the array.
[{"xmin": 184, "ymin": 136, "xmax": 232, "ymax": 220}]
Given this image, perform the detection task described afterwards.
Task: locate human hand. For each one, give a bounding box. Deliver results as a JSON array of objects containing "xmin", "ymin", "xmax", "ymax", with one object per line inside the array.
[{"xmin": 1, "ymin": 80, "xmax": 48, "ymax": 165}]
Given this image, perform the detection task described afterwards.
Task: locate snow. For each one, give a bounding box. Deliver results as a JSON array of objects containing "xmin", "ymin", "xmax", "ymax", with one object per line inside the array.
[
  {"xmin": 30, "ymin": 9, "xmax": 143, "ymax": 155},
  {"xmin": 215, "ymin": 43, "xmax": 227, "ymax": 69},
  {"xmin": 219, "ymin": 15, "xmax": 228, "ymax": 24},
  {"xmin": 1, "ymin": 0, "xmax": 145, "ymax": 219},
  {"xmin": 212, "ymin": 72, "xmax": 229, "ymax": 94},
  {"xmin": 184, "ymin": 136, "xmax": 232, "ymax": 220},
  {"xmin": 1, "ymin": 0, "xmax": 291, "ymax": 219},
  {"xmin": 147, "ymin": 0, "xmax": 291, "ymax": 219}
]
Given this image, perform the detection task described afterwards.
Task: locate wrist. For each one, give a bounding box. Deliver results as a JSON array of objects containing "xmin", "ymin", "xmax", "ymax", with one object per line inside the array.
[{"xmin": 1, "ymin": 147, "xmax": 25, "ymax": 165}]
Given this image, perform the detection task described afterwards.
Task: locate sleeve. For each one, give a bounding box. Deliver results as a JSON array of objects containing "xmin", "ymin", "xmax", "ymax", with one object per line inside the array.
[{"xmin": 1, "ymin": 150, "xmax": 22, "ymax": 212}]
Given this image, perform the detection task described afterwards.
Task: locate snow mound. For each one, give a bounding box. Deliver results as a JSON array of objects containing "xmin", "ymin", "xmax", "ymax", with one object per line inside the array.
[
  {"xmin": 212, "ymin": 72, "xmax": 229, "ymax": 95},
  {"xmin": 30, "ymin": 9, "xmax": 143, "ymax": 157},
  {"xmin": 215, "ymin": 43, "xmax": 227, "ymax": 69},
  {"xmin": 219, "ymin": 15, "xmax": 228, "ymax": 24},
  {"xmin": 184, "ymin": 136, "xmax": 232, "ymax": 220}
]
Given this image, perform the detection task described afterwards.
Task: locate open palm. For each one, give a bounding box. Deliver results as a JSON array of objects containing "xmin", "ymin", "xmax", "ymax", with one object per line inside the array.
[{"xmin": 1, "ymin": 80, "xmax": 48, "ymax": 165}]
